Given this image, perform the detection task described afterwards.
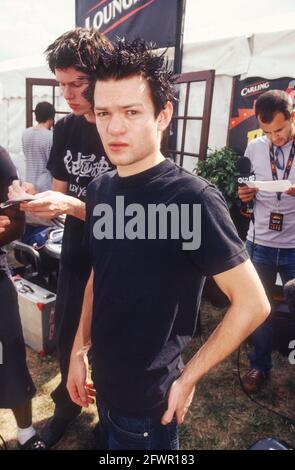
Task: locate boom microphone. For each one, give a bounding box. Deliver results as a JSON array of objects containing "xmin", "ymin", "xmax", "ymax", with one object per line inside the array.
[{"xmin": 236, "ymin": 156, "xmax": 255, "ymax": 219}]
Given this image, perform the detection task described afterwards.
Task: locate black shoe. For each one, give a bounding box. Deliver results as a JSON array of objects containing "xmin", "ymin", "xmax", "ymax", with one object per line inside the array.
[
  {"xmin": 19, "ymin": 434, "xmax": 47, "ymax": 450},
  {"xmin": 41, "ymin": 407, "xmax": 80, "ymax": 448}
]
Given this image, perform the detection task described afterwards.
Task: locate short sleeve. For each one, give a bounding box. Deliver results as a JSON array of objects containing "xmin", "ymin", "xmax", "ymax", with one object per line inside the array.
[
  {"xmin": 188, "ymin": 185, "xmax": 248, "ymax": 276},
  {"xmin": 47, "ymin": 119, "xmax": 69, "ymax": 181}
]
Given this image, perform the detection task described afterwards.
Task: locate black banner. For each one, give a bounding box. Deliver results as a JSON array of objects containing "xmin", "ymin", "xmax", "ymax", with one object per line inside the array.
[
  {"xmin": 75, "ymin": 0, "xmax": 180, "ymax": 48},
  {"xmin": 228, "ymin": 77, "xmax": 295, "ymax": 156}
]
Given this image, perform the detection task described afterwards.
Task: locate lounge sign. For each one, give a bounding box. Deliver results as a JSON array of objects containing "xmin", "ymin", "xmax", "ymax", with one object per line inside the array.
[{"xmin": 75, "ymin": 0, "xmax": 180, "ymax": 48}]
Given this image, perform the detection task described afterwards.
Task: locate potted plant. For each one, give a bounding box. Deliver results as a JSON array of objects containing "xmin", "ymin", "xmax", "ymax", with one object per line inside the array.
[
  {"xmin": 194, "ymin": 147, "xmax": 249, "ymax": 239},
  {"xmin": 194, "ymin": 147, "xmax": 249, "ymax": 307}
]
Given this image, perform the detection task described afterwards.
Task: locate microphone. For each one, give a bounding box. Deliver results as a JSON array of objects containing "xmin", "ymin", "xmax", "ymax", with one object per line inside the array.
[{"xmin": 236, "ymin": 156, "xmax": 255, "ymax": 219}]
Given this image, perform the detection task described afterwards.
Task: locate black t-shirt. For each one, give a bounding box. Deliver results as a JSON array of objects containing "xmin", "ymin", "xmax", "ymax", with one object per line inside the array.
[
  {"xmin": 47, "ymin": 114, "xmax": 113, "ymax": 269},
  {"xmin": 0, "ymin": 146, "xmax": 18, "ymax": 260},
  {"xmin": 85, "ymin": 159, "xmax": 248, "ymax": 418}
]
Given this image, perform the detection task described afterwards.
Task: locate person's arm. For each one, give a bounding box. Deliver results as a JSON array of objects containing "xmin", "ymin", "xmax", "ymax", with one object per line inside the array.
[
  {"xmin": 52, "ymin": 178, "xmax": 68, "ymax": 194},
  {"xmin": 161, "ymin": 259, "xmax": 270, "ymax": 425},
  {"xmin": 0, "ymin": 216, "xmax": 10, "ymax": 234},
  {"xmin": 9, "ymin": 116, "xmax": 86, "ymax": 220},
  {"xmin": 67, "ymin": 270, "xmax": 95, "ymax": 407},
  {"xmin": 7, "ymin": 177, "xmax": 86, "ymax": 221},
  {"xmin": 19, "ymin": 190, "xmax": 86, "ymax": 221}
]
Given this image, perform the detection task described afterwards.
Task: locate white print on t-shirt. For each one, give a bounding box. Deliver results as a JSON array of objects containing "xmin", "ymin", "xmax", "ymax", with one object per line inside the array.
[
  {"xmin": 64, "ymin": 151, "xmax": 111, "ymax": 182},
  {"xmin": 68, "ymin": 183, "xmax": 87, "ymax": 199},
  {"xmin": 64, "ymin": 151, "xmax": 111, "ymax": 199}
]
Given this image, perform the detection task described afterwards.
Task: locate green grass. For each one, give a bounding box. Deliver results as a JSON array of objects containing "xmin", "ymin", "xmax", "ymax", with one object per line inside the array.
[{"xmin": 180, "ymin": 301, "xmax": 295, "ymax": 450}]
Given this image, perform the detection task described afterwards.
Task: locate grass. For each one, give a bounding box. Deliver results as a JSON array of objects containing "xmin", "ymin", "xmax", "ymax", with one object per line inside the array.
[
  {"xmin": 181, "ymin": 302, "xmax": 295, "ymax": 450},
  {"xmin": 1, "ymin": 300, "xmax": 294, "ymax": 450}
]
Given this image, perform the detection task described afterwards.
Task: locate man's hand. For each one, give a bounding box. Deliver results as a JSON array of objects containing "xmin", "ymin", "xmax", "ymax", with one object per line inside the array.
[
  {"xmin": 238, "ymin": 185, "xmax": 258, "ymax": 203},
  {"xmin": 19, "ymin": 191, "xmax": 72, "ymax": 218},
  {"xmin": 161, "ymin": 375, "xmax": 195, "ymax": 426},
  {"xmin": 19, "ymin": 190, "xmax": 85, "ymax": 220},
  {"xmin": 0, "ymin": 215, "xmax": 10, "ymax": 233},
  {"xmin": 285, "ymin": 184, "xmax": 295, "ymax": 197},
  {"xmin": 67, "ymin": 351, "xmax": 96, "ymax": 408},
  {"xmin": 8, "ymin": 180, "xmax": 36, "ymax": 199}
]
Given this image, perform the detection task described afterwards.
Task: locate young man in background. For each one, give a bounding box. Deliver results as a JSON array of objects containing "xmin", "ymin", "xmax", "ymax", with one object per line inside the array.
[{"xmin": 10, "ymin": 28, "xmax": 114, "ymax": 448}]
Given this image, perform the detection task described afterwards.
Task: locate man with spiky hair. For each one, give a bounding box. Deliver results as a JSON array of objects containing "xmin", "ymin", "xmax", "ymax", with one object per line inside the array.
[
  {"xmin": 67, "ymin": 39, "xmax": 270, "ymax": 450},
  {"xmin": 10, "ymin": 28, "xmax": 114, "ymax": 448}
]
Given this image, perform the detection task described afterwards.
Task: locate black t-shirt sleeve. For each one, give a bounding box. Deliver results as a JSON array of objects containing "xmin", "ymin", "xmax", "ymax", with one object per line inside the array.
[
  {"xmin": 47, "ymin": 119, "xmax": 69, "ymax": 182},
  {"xmin": 0, "ymin": 146, "xmax": 18, "ymax": 202},
  {"xmin": 188, "ymin": 185, "xmax": 248, "ymax": 276}
]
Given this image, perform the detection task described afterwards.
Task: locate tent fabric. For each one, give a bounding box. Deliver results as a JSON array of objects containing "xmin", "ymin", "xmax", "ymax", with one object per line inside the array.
[
  {"xmin": 2, "ymin": 26, "xmax": 295, "ymax": 170},
  {"xmin": 247, "ymin": 29, "xmax": 295, "ymax": 79},
  {"xmin": 183, "ymin": 36, "xmax": 250, "ymax": 76},
  {"xmin": 0, "ymin": 55, "xmax": 52, "ymax": 100}
]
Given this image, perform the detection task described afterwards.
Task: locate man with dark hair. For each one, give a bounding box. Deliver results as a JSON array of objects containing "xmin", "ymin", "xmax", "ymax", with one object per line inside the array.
[
  {"xmin": 34, "ymin": 102, "xmax": 55, "ymax": 124},
  {"xmin": 22, "ymin": 101, "xmax": 55, "ymax": 193},
  {"xmin": 0, "ymin": 146, "xmax": 46, "ymax": 450},
  {"xmin": 10, "ymin": 28, "xmax": 114, "ymax": 447},
  {"xmin": 239, "ymin": 89, "xmax": 295, "ymax": 393},
  {"xmin": 254, "ymin": 89, "xmax": 293, "ymax": 124},
  {"xmin": 67, "ymin": 39, "xmax": 270, "ymax": 450}
]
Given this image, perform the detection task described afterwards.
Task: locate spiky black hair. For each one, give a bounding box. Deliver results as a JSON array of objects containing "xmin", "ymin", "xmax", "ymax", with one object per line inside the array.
[{"xmin": 95, "ymin": 38, "xmax": 177, "ymax": 116}]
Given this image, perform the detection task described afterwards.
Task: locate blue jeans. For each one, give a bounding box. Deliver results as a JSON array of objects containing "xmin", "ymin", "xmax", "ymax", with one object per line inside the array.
[
  {"xmin": 96, "ymin": 401, "xmax": 179, "ymax": 450},
  {"xmin": 246, "ymin": 240, "xmax": 295, "ymax": 372}
]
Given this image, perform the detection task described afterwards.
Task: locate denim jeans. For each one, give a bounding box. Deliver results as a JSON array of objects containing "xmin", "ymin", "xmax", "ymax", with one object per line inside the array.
[
  {"xmin": 246, "ymin": 240, "xmax": 295, "ymax": 372},
  {"xmin": 96, "ymin": 401, "xmax": 179, "ymax": 450}
]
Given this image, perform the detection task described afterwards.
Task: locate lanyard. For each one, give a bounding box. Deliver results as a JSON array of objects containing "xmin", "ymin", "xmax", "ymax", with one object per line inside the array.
[{"xmin": 269, "ymin": 139, "xmax": 295, "ymax": 201}]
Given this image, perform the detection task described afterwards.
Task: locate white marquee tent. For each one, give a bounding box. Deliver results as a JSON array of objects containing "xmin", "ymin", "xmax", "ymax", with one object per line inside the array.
[{"xmin": 1, "ymin": 3, "xmax": 295, "ymax": 176}]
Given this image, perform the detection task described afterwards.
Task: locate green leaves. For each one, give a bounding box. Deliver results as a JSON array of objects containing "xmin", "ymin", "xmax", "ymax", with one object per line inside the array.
[{"xmin": 194, "ymin": 147, "xmax": 239, "ymax": 208}]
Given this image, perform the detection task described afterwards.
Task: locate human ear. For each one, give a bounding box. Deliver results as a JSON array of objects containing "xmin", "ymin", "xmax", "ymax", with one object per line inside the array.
[{"xmin": 157, "ymin": 101, "xmax": 173, "ymax": 132}]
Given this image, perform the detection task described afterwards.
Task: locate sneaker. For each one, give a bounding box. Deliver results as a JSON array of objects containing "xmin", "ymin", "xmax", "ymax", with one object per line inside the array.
[
  {"xmin": 242, "ymin": 368, "xmax": 269, "ymax": 394},
  {"xmin": 41, "ymin": 407, "xmax": 80, "ymax": 448},
  {"xmin": 19, "ymin": 434, "xmax": 47, "ymax": 450}
]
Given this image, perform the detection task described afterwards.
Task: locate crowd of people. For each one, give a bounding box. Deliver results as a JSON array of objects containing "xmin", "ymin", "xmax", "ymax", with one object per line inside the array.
[{"xmin": 0, "ymin": 26, "xmax": 294, "ymax": 451}]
